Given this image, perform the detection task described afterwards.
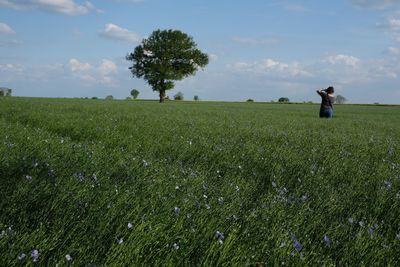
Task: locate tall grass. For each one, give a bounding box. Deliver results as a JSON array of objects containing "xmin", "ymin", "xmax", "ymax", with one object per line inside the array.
[{"xmin": 0, "ymin": 97, "xmax": 399, "ymax": 266}]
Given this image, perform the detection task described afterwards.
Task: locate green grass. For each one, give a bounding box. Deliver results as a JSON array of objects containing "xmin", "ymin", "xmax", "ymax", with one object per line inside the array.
[{"xmin": 0, "ymin": 97, "xmax": 399, "ymax": 266}]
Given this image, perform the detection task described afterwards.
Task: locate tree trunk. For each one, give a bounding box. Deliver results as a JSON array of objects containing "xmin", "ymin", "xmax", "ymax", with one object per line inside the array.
[{"xmin": 159, "ymin": 90, "xmax": 166, "ymax": 103}]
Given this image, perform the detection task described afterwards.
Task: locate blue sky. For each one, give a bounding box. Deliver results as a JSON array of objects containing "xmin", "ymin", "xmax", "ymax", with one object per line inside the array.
[{"xmin": 1, "ymin": 0, "xmax": 400, "ymax": 103}]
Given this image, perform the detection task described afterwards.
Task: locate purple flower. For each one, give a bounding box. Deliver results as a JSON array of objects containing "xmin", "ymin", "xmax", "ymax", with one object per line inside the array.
[
  {"xmin": 215, "ymin": 231, "xmax": 225, "ymax": 244},
  {"xmin": 127, "ymin": 222, "xmax": 133, "ymax": 229},
  {"xmin": 368, "ymin": 227, "xmax": 375, "ymax": 236},
  {"xmin": 323, "ymin": 235, "xmax": 332, "ymax": 247},
  {"xmin": 65, "ymin": 254, "xmax": 72, "ymax": 261},
  {"xmin": 396, "ymin": 233, "xmax": 400, "ymax": 241},
  {"xmin": 173, "ymin": 243, "xmax": 179, "ymax": 250},
  {"xmin": 174, "ymin": 207, "xmax": 180, "ymax": 215},
  {"xmin": 31, "ymin": 249, "xmax": 39, "ymax": 262},
  {"xmin": 294, "ymin": 240, "xmax": 303, "ymax": 252}
]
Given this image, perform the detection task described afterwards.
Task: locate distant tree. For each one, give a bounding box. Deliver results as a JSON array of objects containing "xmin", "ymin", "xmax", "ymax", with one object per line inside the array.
[
  {"xmin": 193, "ymin": 95, "xmax": 199, "ymax": 101},
  {"xmin": 335, "ymin": 95, "xmax": 347, "ymax": 104},
  {"xmin": 0, "ymin": 91, "xmax": 3, "ymax": 97},
  {"xmin": 246, "ymin": 99, "xmax": 254, "ymax": 102},
  {"xmin": 92, "ymin": 97, "xmax": 98, "ymax": 99},
  {"xmin": 130, "ymin": 89, "xmax": 140, "ymax": 99},
  {"xmin": 278, "ymin": 97, "xmax": 290, "ymax": 103},
  {"xmin": 126, "ymin": 29, "xmax": 209, "ymax": 103},
  {"xmin": 174, "ymin": 92, "xmax": 184, "ymax": 100},
  {"xmin": 105, "ymin": 95, "xmax": 114, "ymax": 100},
  {"xmin": 6, "ymin": 89, "xmax": 11, "ymax": 96},
  {"xmin": 374, "ymin": 102, "xmax": 380, "ymax": 105}
]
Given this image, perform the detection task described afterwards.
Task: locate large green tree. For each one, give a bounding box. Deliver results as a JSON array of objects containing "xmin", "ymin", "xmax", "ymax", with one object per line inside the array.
[{"xmin": 126, "ymin": 29, "xmax": 209, "ymax": 103}]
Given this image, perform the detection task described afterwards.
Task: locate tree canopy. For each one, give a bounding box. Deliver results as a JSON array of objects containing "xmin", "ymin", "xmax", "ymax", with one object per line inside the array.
[
  {"xmin": 126, "ymin": 29, "xmax": 209, "ymax": 103},
  {"xmin": 130, "ymin": 89, "xmax": 140, "ymax": 99},
  {"xmin": 335, "ymin": 95, "xmax": 347, "ymax": 104}
]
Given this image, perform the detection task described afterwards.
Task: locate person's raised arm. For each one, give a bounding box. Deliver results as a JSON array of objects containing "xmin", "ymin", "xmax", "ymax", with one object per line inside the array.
[{"xmin": 316, "ymin": 89, "xmax": 324, "ymax": 96}]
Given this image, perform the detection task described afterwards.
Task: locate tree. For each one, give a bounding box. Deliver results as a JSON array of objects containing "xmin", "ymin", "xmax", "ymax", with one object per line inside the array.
[
  {"xmin": 105, "ymin": 95, "xmax": 114, "ymax": 100},
  {"xmin": 278, "ymin": 97, "xmax": 290, "ymax": 103},
  {"xmin": 335, "ymin": 94, "xmax": 347, "ymax": 104},
  {"xmin": 246, "ymin": 99, "xmax": 254, "ymax": 102},
  {"xmin": 126, "ymin": 29, "xmax": 209, "ymax": 103},
  {"xmin": 0, "ymin": 91, "xmax": 3, "ymax": 97},
  {"xmin": 130, "ymin": 89, "xmax": 140, "ymax": 99},
  {"xmin": 193, "ymin": 95, "xmax": 199, "ymax": 101},
  {"xmin": 174, "ymin": 91, "xmax": 184, "ymax": 100}
]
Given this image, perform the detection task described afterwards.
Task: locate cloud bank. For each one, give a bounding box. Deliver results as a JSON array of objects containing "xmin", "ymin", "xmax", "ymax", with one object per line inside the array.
[
  {"xmin": 99, "ymin": 24, "xmax": 141, "ymax": 42},
  {"xmin": 0, "ymin": 0, "xmax": 96, "ymax": 15}
]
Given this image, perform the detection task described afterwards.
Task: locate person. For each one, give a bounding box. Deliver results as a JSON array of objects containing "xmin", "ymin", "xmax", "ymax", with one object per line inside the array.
[{"xmin": 316, "ymin": 86, "xmax": 335, "ymax": 118}]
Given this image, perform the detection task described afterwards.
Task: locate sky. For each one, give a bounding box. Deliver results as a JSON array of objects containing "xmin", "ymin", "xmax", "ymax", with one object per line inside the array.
[{"xmin": 1, "ymin": 0, "xmax": 400, "ymax": 104}]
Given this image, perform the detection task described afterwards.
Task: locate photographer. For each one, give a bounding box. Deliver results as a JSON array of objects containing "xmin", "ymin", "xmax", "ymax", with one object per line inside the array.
[{"xmin": 316, "ymin": 86, "xmax": 335, "ymax": 118}]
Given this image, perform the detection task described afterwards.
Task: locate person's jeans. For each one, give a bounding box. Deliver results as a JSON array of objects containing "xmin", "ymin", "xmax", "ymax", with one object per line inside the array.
[{"xmin": 320, "ymin": 108, "xmax": 333, "ymax": 118}]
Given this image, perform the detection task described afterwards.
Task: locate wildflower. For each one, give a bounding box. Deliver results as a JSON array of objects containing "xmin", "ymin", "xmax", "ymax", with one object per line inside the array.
[
  {"xmin": 0, "ymin": 230, "xmax": 4, "ymax": 238},
  {"xmin": 323, "ymin": 235, "xmax": 332, "ymax": 247},
  {"xmin": 202, "ymin": 183, "xmax": 208, "ymax": 190},
  {"xmin": 348, "ymin": 218, "xmax": 354, "ymax": 224},
  {"xmin": 279, "ymin": 241, "xmax": 286, "ymax": 248},
  {"xmin": 175, "ymin": 185, "xmax": 180, "ymax": 190},
  {"xmin": 74, "ymin": 172, "xmax": 85, "ymax": 182},
  {"xmin": 215, "ymin": 231, "xmax": 225, "ymax": 244},
  {"xmin": 17, "ymin": 253, "xmax": 26, "ymax": 260},
  {"xmin": 117, "ymin": 238, "xmax": 123, "ymax": 244},
  {"xmin": 368, "ymin": 227, "xmax": 374, "ymax": 236},
  {"xmin": 173, "ymin": 243, "xmax": 179, "ymax": 250},
  {"xmin": 31, "ymin": 249, "xmax": 39, "ymax": 262},
  {"xmin": 128, "ymin": 222, "xmax": 133, "ymax": 229},
  {"xmin": 383, "ymin": 180, "xmax": 392, "ymax": 189},
  {"xmin": 218, "ymin": 197, "xmax": 224, "ymax": 205},
  {"xmin": 174, "ymin": 207, "xmax": 180, "ymax": 215},
  {"xmin": 294, "ymin": 240, "xmax": 303, "ymax": 252},
  {"xmin": 272, "ymin": 181, "xmax": 277, "ymax": 188},
  {"xmin": 65, "ymin": 254, "xmax": 72, "ymax": 262},
  {"xmin": 203, "ymin": 194, "xmax": 208, "ymax": 199},
  {"xmin": 235, "ymin": 185, "xmax": 240, "ymax": 192},
  {"xmin": 26, "ymin": 175, "xmax": 32, "ymax": 181},
  {"xmin": 205, "ymin": 204, "xmax": 211, "ymax": 209},
  {"xmin": 359, "ymin": 221, "xmax": 365, "ymax": 227},
  {"xmin": 396, "ymin": 233, "xmax": 400, "ymax": 241}
]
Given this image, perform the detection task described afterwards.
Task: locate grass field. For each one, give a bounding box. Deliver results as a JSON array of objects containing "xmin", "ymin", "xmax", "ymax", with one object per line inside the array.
[{"xmin": 0, "ymin": 97, "xmax": 399, "ymax": 266}]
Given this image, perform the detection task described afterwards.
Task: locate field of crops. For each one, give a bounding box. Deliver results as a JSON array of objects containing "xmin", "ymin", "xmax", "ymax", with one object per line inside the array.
[{"xmin": 0, "ymin": 97, "xmax": 399, "ymax": 266}]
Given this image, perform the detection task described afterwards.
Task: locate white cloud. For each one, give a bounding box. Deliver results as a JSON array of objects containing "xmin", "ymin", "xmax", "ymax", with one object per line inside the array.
[
  {"xmin": 230, "ymin": 58, "xmax": 311, "ymax": 77},
  {"xmin": 0, "ymin": 63, "xmax": 22, "ymax": 72},
  {"xmin": 67, "ymin": 58, "xmax": 118, "ymax": 84},
  {"xmin": 69, "ymin": 58, "xmax": 92, "ymax": 72},
  {"xmin": 351, "ymin": 0, "xmax": 399, "ymax": 9},
  {"xmin": 99, "ymin": 59, "xmax": 117, "ymax": 75},
  {"xmin": 388, "ymin": 18, "xmax": 400, "ymax": 30},
  {"xmin": 99, "ymin": 23, "xmax": 141, "ymax": 43},
  {"xmin": 0, "ymin": 0, "xmax": 96, "ymax": 16},
  {"xmin": 0, "ymin": 22, "xmax": 15, "ymax": 34},
  {"xmin": 326, "ymin": 54, "xmax": 360, "ymax": 66},
  {"xmin": 384, "ymin": 47, "xmax": 400, "ymax": 55}
]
